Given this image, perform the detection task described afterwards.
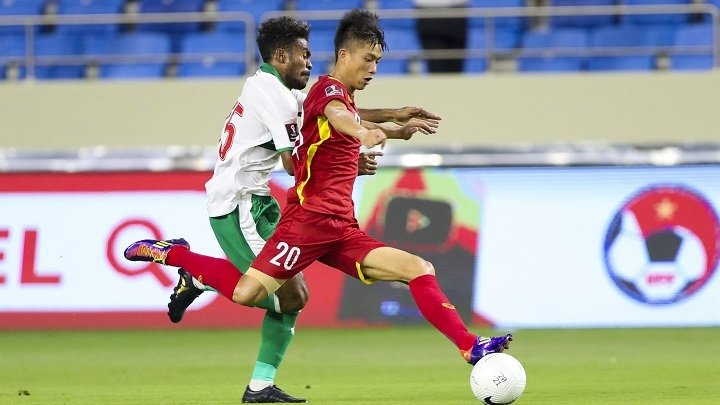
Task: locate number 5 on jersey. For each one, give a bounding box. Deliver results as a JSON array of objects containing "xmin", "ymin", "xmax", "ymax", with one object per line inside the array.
[
  {"xmin": 269, "ymin": 242, "xmax": 301, "ymax": 270},
  {"xmin": 219, "ymin": 103, "xmax": 244, "ymax": 161}
]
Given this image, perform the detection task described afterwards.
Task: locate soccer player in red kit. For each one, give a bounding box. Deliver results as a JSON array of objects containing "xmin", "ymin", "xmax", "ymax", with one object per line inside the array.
[{"xmin": 125, "ymin": 9, "xmax": 511, "ymax": 367}]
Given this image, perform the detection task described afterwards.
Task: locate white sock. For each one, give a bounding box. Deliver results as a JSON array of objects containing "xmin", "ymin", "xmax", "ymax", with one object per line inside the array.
[
  {"xmin": 191, "ymin": 277, "xmax": 205, "ymax": 289},
  {"xmin": 248, "ymin": 379, "xmax": 273, "ymax": 392}
]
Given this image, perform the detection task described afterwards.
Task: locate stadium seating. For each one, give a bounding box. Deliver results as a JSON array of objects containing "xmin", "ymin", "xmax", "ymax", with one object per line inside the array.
[
  {"xmin": 623, "ymin": 0, "xmax": 692, "ymax": 26},
  {"xmin": 549, "ymin": 0, "xmax": 617, "ymax": 28},
  {"xmin": 53, "ymin": 0, "xmax": 122, "ymax": 40},
  {"xmin": 0, "ymin": 0, "xmax": 47, "ymax": 36},
  {"xmin": 216, "ymin": 0, "xmax": 284, "ymax": 32},
  {"xmin": 464, "ymin": 25, "xmax": 521, "ymax": 73},
  {"xmin": 670, "ymin": 22, "xmax": 714, "ymax": 70},
  {"xmin": 467, "ymin": 0, "xmax": 525, "ymax": 31},
  {"xmin": 33, "ymin": 34, "xmax": 85, "ymax": 79},
  {"xmin": 1, "ymin": 0, "xmax": 718, "ymax": 79},
  {"xmin": 0, "ymin": 35, "xmax": 25, "ymax": 79},
  {"xmin": 137, "ymin": 0, "xmax": 206, "ymax": 39},
  {"xmin": 296, "ymin": 0, "xmax": 364, "ymax": 30},
  {"xmin": 308, "ymin": 27, "xmax": 335, "ymax": 74},
  {"xmin": 55, "ymin": 0, "xmax": 125, "ymax": 37},
  {"xmin": 177, "ymin": 31, "xmax": 246, "ymax": 77},
  {"xmin": 90, "ymin": 32, "xmax": 171, "ymax": 79},
  {"xmin": 376, "ymin": 0, "xmax": 416, "ymax": 29},
  {"xmin": 586, "ymin": 25, "xmax": 663, "ymax": 71},
  {"xmin": 379, "ymin": 28, "xmax": 423, "ymax": 74},
  {"xmin": 518, "ymin": 29, "xmax": 588, "ymax": 72},
  {"xmin": 463, "ymin": 27, "xmax": 518, "ymax": 73}
]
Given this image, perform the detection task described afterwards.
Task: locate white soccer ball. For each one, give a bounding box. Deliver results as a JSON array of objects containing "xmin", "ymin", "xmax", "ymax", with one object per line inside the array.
[{"xmin": 470, "ymin": 353, "xmax": 526, "ymax": 404}]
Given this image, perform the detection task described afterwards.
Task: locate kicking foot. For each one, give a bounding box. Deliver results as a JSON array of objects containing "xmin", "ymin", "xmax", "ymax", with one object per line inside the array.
[
  {"xmin": 123, "ymin": 238, "xmax": 189, "ymax": 265},
  {"xmin": 461, "ymin": 334, "xmax": 513, "ymax": 365}
]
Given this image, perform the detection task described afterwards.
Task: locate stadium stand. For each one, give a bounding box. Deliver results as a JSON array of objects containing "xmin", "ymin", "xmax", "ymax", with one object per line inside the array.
[
  {"xmin": 0, "ymin": 0, "xmax": 47, "ymax": 36},
  {"xmin": 216, "ymin": 0, "xmax": 284, "ymax": 31},
  {"xmin": 55, "ymin": 0, "xmax": 125, "ymax": 37},
  {"xmin": 587, "ymin": 25, "xmax": 659, "ymax": 71},
  {"xmin": 671, "ymin": 22, "xmax": 714, "ymax": 69},
  {"xmin": 464, "ymin": 25, "xmax": 522, "ymax": 73},
  {"xmin": 297, "ymin": 0, "xmax": 365, "ymax": 32},
  {"xmin": 549, "ymin": 0, "xmax": 617, "ymax": 28},
  {"xmin": 0, "ymin": 34, "xmax": 24, "ymax": 79},
  {"xmin": 92, "ymin": 32, "xmax": 171, "ymax": 79},
  {"xmin": 518, "ymin": 28, "xmax": 588, "ymax": 72},
  {"xmin": 0, "ymin": 0, "xmax": 717, "ymax": 80},
  {"xmin": 379, "ymin": 27, "xmax": 424, "ymax": 75},
  {"xmin": 177, "ymin": 31, "xmax": 246, "ymax": 77},
  {"xmin": 623, "ymin": 0, "xmax": 691, "ymax": 26},
  {"xmin": 34, "ymin": 33, "xmax": 85, "ymax": 79},
  {"xmin": 376, "ymin": 0, "xmax": 416, "ymax": 29}
]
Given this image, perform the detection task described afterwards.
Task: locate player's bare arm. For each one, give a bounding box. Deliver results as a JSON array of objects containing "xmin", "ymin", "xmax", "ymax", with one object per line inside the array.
[
  {"xmin": 279, "ymin": 151, "xmax": 294, "ymax": 176},
  {"xmin": 323, "ymin": 99, "xmax": 386, "ymax": 148},
  {"xmin": 391, "ymin": 106, "xmax": 442, "ymax": 124},
  {"xmin": 362, "ymin": 118, "xmax": 438, "ymax": 140},
  {"xmin": 357, "ymin": 107, "xmax": 440, "ymax": 124}
]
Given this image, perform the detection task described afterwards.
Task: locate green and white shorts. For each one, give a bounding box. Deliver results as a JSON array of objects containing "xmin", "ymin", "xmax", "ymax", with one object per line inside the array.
[{"xmin": 209, "ymin": 194, "xmax": 281, "ymax": 277}]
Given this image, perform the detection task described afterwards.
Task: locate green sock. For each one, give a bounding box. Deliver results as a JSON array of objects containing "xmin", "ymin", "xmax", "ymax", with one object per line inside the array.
[{"xmin": 252, "ymin": 311, "xmax": 299, "ymax": 381}]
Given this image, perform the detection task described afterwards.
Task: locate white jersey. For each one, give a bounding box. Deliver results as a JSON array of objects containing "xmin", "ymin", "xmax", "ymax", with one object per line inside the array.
[{"xmin": 206, "ymin": 67, "xmax": 305, "ymax": 217}]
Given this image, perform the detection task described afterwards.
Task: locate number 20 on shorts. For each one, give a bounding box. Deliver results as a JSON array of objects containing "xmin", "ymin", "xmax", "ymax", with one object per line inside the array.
[{"xmin": 269, "ymin": 242, "xmax": 301, "ymax": 270}]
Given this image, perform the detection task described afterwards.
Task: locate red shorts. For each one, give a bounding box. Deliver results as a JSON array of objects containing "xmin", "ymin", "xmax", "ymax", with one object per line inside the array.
[{"xmin": 251, "ymin": 203, "xmax": 386, "ymax": 281}]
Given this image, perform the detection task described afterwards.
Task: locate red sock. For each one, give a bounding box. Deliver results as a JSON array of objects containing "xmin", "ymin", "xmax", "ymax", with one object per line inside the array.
[
  {"xmin": 166, "ymin": 247, "xmax": 241, "ymax": 299},
  {"xmin": 409, "ymin": 274, "xmax": 477, "ymax": 351}
]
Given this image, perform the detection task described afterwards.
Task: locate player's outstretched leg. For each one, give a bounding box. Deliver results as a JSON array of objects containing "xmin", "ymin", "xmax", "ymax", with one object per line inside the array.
[
  {"xmin": 124, "ymin": 238, "xmax": 243, "ymax": 300},
  {"xmin": 167, "ymin": 268, "xmax": 204, "ymax": 323},
  {"xmin": 462, "ymin": 334, "xmax": 513, "ymax": 365},
  {"xmin": 242, "ymin": 384, "xmax": 307, "ymax": 403}
]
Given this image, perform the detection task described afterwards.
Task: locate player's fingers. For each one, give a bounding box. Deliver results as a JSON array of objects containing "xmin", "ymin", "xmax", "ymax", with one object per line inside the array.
[
  {"xmin": 414, "ymin": 123, "xmax": 436, "ymax": 135},
  {"xmin": 413, "ymin": 117, "xmax": 439, "ymax": 128},
  {"xmin": 417, "ymin": 109, "xmax": 441, "ymax": 120}
]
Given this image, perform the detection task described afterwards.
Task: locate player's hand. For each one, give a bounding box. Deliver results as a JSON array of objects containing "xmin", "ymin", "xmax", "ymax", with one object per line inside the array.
[
  {"xmin": 362, "ymin": 128, "xmax": 387, "ymax": 149},
  {"xmin": 358, "ymin": 151, "xmax": 383, "ymax": 176},
  {"xmin": 393, "ymin": 107, "xmax": 441, "ymax": 124},
  {"xmin": 394, "ymin": 117, "xmax": 439, "ymax": 140}
]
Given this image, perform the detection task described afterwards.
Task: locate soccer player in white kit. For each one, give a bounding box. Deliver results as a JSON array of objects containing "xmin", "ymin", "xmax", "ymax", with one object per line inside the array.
[{"xmin": 162, "ymin": 16, "xmax": 442, "ymax": 404}]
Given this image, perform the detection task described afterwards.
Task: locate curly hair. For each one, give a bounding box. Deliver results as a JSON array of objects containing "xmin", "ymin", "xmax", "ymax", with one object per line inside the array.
[
  {"xmin": 334, "ymin": 9, "xmax": 387, "ymax": 58},
  {"xmin": 257, "ymin": 17, "xmax": 311, "ymax": 63}
]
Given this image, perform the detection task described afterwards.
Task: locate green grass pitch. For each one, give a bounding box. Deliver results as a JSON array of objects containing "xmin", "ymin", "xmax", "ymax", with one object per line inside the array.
[{"xmin": 1, "ymin": 327, "xmax": 719, "ymax": 404}]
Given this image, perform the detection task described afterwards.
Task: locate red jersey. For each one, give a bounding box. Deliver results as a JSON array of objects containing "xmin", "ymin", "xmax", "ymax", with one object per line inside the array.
[{"xmin": 288, "ymin": 75, "xmax": 361, "ymax": 217}]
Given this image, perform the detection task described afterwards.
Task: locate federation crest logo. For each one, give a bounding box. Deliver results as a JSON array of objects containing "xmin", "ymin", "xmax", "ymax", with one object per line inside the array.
[
  {"xmin": 603, "ymin": 185, "xmax": 720, "ymax": 305},
  {"xmin": 324, "ymin": 84, "xmax": 343, "ymax": 97}
]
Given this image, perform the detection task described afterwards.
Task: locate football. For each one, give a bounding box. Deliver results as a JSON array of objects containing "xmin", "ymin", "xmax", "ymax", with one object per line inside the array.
[{"xmin": 470, "ymin": 353, "xmax": 526, "ymax": 404}]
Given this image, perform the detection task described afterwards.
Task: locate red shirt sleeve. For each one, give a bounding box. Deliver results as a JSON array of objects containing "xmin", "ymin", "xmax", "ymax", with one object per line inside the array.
[{"xmin": 304, "ymin": 77, "xmax": 351, "ymax": 120}]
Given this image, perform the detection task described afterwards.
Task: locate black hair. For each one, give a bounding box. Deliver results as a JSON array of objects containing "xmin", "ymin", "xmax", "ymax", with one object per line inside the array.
[
  {"xmin": 334, "ymin": 9, "xmax": 387, "ymax": 58},
  {"xmin": 257, "ymin": 17, "xmax": 311, "ymax": 63}
]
